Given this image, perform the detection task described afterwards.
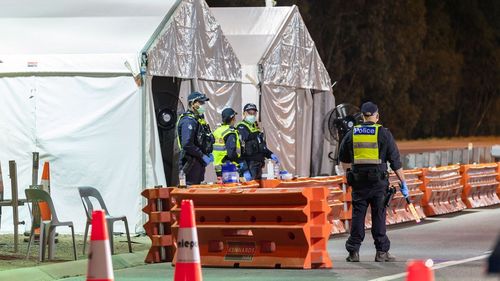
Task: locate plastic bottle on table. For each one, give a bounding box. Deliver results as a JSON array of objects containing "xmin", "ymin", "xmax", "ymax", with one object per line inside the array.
[{"xmin": 178, "ymin": 170, "xmax": 187, "ymax": 188}]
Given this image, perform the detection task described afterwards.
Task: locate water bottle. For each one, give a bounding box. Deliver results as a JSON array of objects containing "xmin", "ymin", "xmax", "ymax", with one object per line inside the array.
[
  {"xmin": 274, "ymin": 161, "xmax": 280, "ymax": 180},
  {"xmin": 178, "ymin": 170, "xmax": 187, "ymax": 188},
  {"xmin": 266, "ymin": 159, "xmax": 274, "ymax": 179}
]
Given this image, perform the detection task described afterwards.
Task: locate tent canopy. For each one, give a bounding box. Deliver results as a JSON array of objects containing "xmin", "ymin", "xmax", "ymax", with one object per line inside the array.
[
  {"xmin": 212, "ymin": 6, "xmax": 331, "ymax": 90},
  {"xmin": 0, "ymin": 0, "xmax": 179, "ymax": 73},
  {"xmin": 147, "ymin": 0, "xmax": 241, "ymax": 82},
  {"xmin": 212, "ymin": 6, "xmax": 335, "ymax": 177}
]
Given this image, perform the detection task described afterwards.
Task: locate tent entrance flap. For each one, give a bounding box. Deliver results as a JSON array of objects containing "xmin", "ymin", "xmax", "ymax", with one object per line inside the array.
[{"xmin": 152, "ymin": 76, "xmax": 184, "ymax": 186}]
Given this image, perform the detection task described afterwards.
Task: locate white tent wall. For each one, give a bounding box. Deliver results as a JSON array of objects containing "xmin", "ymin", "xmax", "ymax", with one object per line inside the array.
[
  {"xmin": 311, "ymin": 90, "xmax": 336, "ymax": 176},
  {"xmin": 261, "ymin": 85, "xmax": 313, "ymax": 176},
  {"xmin": 259, "ymin": 6, "xmax": 334, "ymax": 176},
  {"xmin": 0, "ymin": 75, "xmax": 143, "ymax": 234}
]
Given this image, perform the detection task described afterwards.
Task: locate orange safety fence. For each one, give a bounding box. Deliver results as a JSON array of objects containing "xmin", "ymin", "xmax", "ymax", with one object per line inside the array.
[
  {"xmin": 141, "ymin": 187, "xmax": 174, "ymax": 263},
  {"xmin": 387, "ymin": 169, "xmax": 426, "ymax": 225},
  {"xmin": 460, "ymin": 163, "xmax": 500, "ymax": 208},
  {"xmin": 420, "ymin": 165, "xmax": 467, "ymax": 216},
  {"xmin": 260, "ymin": 176, "xmax": 346, "ymax": 235},
  {"xmin": 169, "ymin": 187, "xmax": 332, "ymax": 269}
]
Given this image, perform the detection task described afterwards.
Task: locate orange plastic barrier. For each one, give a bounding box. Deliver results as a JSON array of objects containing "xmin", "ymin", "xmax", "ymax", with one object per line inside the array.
[
  {"xmin": 261, "ymin": 176, "xmax": 346, "ymax": 234},
  {"xmin": 387, "ymin": 169, "xmax": 426, "ymax": 225},
  {"xmin": 461, "ymin": 163, "xmax": 500, "ymax": 208},
  {"xmin": 420, "ymin": 165, "xmax": 466, "ymax": 216},
  {"xmin": 141, "ymin": 187, "xmax": 174, "ymax": 263},
  {"xmin": 170, "ymin": 187, "xmax": 332, "ymax": 269}
]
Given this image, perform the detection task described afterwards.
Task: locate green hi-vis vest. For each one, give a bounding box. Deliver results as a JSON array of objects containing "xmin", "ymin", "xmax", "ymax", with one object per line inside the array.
[
  {"xmin": 352, "ymin": 124, "xmax": 382, "ymax": 165},
  {"xmin": 213, "ymin": 124, "xmax": 241, "ymax": 172},
  {"xmin": 237, "ymin": 120, "xmax": 260, "ymax": 133}
]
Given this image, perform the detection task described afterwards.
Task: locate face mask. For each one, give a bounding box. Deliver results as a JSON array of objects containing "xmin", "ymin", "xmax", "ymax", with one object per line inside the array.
[
  {"xmin": 245, "ymin": 115, "xmax": 256, "ymax": 124},
  {"xmin": 196, "ymin": 104, "xmax": 206, "ymax": 115}
]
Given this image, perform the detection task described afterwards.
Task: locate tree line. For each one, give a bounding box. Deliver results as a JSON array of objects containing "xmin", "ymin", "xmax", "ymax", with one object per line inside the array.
[{"xmin": 208, "ymin": 0, "xmax": 499, "ymax": 139}]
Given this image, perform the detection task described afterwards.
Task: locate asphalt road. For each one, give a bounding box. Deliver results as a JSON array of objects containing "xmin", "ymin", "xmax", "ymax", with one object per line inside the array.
[{"xmin": 62, "ymin": 206, "xmax": 500, "ymax": 281}]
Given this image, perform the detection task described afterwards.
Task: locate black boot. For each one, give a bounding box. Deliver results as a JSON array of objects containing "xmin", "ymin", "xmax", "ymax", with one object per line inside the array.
[
  {"xmin": 375, "ymin": 251, "xmax": 396, "ymax": 262},
  {"xmin": 346, "ymin": 251, "xmax": 360, "ymax": 262}
]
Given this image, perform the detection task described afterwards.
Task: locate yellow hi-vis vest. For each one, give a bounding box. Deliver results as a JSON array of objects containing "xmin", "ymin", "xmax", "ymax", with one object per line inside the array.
[
  {"xmin": 352, "ymin": 124, "xmax": 382, "ymax": 165},
  {"xmin": 213, "ymin": 124, "xmax": 241, "ymax": 172}
]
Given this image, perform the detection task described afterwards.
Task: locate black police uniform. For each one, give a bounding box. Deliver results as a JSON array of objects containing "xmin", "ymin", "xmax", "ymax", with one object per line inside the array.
[
  {"xmin": 177, "ymin": 110, "xmax": 214, "ymax": 185},
  {"xmin": 237, "ymin": 120, "xmax": 273, "ymax": 180},
  {"xmin": 338, "ymin": 121, "xmax": 402, "ymax": 254}
]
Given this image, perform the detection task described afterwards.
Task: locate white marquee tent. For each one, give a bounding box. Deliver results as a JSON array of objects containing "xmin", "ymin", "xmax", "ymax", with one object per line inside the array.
[
  {"xmin": 212, "ymin": 6, "xmax": 336, "ymax": 177},
  {"xmin": 0, "ymin": 0, "xmax": 241, "ymax": 234}
]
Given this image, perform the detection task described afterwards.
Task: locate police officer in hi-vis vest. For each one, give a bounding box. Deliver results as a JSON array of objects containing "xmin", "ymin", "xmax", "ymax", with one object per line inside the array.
[
  {"xmin": 338, "ymin": 101, "xmax": 409, "ymax": 262},
  {"xmin": 177, "ymin": 91, "xmax": 215, "ymax": 185},
  {"xmin": 212, "ymin": 108, "xmax": 241, "ymax": 177},
  {"xmin": 237, "ymin": 103, "xmax": 279, "ymax": 181}
]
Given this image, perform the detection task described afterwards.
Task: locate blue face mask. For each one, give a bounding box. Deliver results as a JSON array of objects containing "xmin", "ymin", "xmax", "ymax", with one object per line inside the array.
[{"xmin": 245, "ymin": 115, "xmax": 256, "ymax": 124}]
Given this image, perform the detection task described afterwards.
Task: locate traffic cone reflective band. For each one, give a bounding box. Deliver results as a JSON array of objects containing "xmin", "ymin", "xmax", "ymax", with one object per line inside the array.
[
  {"xmin": 41, "ymin": 162, "xmax": 50, "ymax": 193},
  {"xmin": 38, "ymin": 162, "xmax": 51, "ymax": 227},
  {"xmin": 406, "ymin": 259, "xmax": 434, "ymax": 281},
  {"xmin": 174, "ymin": 200, "xmax": 202, "ymax": 281},
  {"xmin": 87, "ymin": 210, "xmax": 114, "ymax": 281}
]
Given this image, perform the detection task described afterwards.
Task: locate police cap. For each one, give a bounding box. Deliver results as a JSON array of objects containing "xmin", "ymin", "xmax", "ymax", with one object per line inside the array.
[
  {"xmin": 188, "ymin": 91, "xmax": 209, "ymax": 103},
  {"xmin": 222, "ymin": 108, "xmax": 237, "ymax": 123},
  {"xmin": 243, "ymin": 103, "xmax": 258, "ymax": 112},
  {"xmin": 361, "ymin": 101, "xmax": 378, "ymax": 116}
]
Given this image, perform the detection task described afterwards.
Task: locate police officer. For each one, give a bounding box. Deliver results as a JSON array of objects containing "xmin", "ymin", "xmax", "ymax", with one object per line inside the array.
[
  {"xmin": 213, "ymin": 108, "xmax": 241, "ymax": 177},
  {"xmin": 237, "ymin": 103, "xmax": 279, "ymax": 181},
  {"xmin": 177, "ymin": 91, "xmax": 215, "ymax": 185},
  {"xmin": 338, "ymin": 101, "xmax": 409, "ymax": 262}
]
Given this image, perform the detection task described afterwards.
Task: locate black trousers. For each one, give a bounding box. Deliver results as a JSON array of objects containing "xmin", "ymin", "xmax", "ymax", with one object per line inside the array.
[
  {"xmin": 246, "ymin": 160, "xmax": 264, "ymax": 180},
  {"xmin": 346, "ymin": 186, "xmax": 390, "ymax": 253},
  {"xmin": 181, "ymin": 158, "xmax": 205, "ymax": 185}
]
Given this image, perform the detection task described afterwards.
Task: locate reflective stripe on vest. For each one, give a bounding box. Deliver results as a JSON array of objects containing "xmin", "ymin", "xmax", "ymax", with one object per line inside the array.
[
  {"xmin": 352, "ymin": 124, "xmax": 382, "ymax": 165},
  {"xmin": 237, "ymin": 120, "xmax": 259, "ymax": 133},
  {"xmin": 213, "ymin": 124, "xmax": 241, "ymax": 171}
]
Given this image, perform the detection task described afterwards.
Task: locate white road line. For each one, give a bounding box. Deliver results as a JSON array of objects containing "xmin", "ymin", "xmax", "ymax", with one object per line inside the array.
[{"xmin": 368, "ymin": 254, "xmax": 490, "ymax": 281}]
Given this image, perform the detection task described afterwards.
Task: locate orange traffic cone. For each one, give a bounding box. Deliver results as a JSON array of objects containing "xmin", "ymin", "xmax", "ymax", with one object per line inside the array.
[
  {"xmin": 86, "ymin": 210, "xmax": 114, "ymax": 281},
  {"xmin": 406, "ymin": 259, "xmax": 434, "ymax": 281},
  {"xmin": 38, "ymin": 162, "xmax": 51, "ymax": 231},
  {"xmin": 174, "ymin": 200, "xmax": 202, "ymax": 281},
  {"xmin": 40, "ymin": 162, "xmax": 50, "ymax": 193}
]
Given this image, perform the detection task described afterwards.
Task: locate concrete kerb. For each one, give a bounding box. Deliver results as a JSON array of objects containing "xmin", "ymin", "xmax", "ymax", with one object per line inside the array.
[{"xmin": 0, "ymin": 250, "xmax": 149, "ymax": 281}]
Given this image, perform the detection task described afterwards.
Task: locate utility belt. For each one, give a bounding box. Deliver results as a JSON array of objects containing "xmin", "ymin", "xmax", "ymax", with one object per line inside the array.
[{"xmin": 346, "ymin": 166, "xmax": 388, "ymax": 186}]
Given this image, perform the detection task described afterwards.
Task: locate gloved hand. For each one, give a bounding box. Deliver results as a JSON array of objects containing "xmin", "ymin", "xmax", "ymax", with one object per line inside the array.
[
  {"xmin": 202, "ymin": 154, "xmax": 213, "ymax": 166},
  {"xmin": 243, "ymin": 170, "xmax": 253, "ymax": 182},
  {"xmin": 270, "ymin": 154, "xmax": 280, "ymax": 163},
  {"xmin": 400, "ymin": 181, "xmax": 409, "ymax": 198},
  {"xmin": 239, "ymin": 161, "xmax": 248, "ymax": 172}
]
